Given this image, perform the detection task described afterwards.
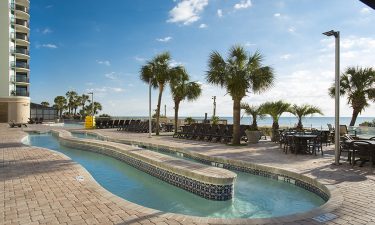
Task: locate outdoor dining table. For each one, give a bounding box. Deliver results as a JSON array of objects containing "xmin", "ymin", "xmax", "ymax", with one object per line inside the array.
[{"xmin": 287, "ymin": 134, "xmax": 317, "ymax": 154}]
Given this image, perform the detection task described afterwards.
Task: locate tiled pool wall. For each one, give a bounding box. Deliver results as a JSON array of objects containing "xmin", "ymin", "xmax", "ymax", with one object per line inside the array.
[
  {"xmin": 55, "ymin": 132, "xmax": 234, "ymax": 201},
  {"xmin": 84, "ymin": 132, "xmax": 330, "ymax": 202}
]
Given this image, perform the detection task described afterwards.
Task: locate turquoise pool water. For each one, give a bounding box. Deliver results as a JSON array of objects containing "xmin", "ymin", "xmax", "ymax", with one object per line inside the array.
[{"xmin": 25, "ymin": 133, "xmax": 325, "ymax": 218}]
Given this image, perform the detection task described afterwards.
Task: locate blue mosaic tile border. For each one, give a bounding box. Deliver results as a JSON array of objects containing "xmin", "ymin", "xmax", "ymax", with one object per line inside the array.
[
  {"xmin": 61, "ymin": 139, "xmax": 233, "ymax": 201},
  {"xmin": 137, "ymin": 144, "xmax": 329, "ymax": 202}
]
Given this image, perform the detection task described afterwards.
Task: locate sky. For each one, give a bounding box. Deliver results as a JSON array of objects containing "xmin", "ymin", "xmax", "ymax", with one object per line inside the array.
[{"xmin": 29, "ymin": 0, "xmax": 375, "ymax": 117}]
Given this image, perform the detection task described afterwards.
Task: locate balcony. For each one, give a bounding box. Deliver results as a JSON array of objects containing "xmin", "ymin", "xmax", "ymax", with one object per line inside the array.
[
  {"xmin": 15, "ymin": 19, "xmax": 29, "ymax": 28},
  {"xmin": 11, "ymin": 61, "xmax": 30, "ymax": 69},
  {"xmin": 16, "ymin": 76, "xmax": 29, "ymax": 83},
  {"xmin": 15, "ymin": 4, "xmax": 29, "ymax": 14},
  {"xmin": 15, "ymin": 90, "xmax": 29, "ymax": 97},
  {"xmin": 15, "ymin": 32, "xmax": 29, "ymax": 43},
  {"xmin": 11, "ymin": 48, "xmax": 29, "ymax": 55}
]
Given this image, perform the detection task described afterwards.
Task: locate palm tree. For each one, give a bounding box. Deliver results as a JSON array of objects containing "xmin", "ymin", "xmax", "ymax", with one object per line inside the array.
[
  {"xmin": 79, "ymin": 94, "xmax": 90, "ymax": 117},
  {"xmin": 40, "ymin": 101, "xmax": 49, "ymax": 107},
  {"xmin": 289, "ymin": 104, "xmax": 323, "ymax": 130},
  {"xmin": 329, "ymin": 66, "xmax": 375, "ymax": 126},
  {"xmin": 206, "ymin": 45, "xmax": 274, "ymax": 144},
  {"xmin": 170, "ymin": 68, "xmax": 202, "ymax": 132},
  {"xmin": 140, "ymin": 52, "xmax": 179, "ymax": 135},
  {"xmin": 262, "ymin": 100, "xmax": 291, "ymax": 141},
  {"xmin": 54, "ymin": 96, "xmax": 67, "ymax": 118},
  {"xmin": 66, "ymin": 91, "xmax": 78, "ymax": 115},
  {"xmin": 73, "ymin": 96, "xmax": 82, "ymax": 116},
  {"xmin": 86, "ymin": 102, "xmax": 102, "ymax": 115},
  {"xmin": 241, "ymin": 103, "xmax": 265, "ymax": 130}
]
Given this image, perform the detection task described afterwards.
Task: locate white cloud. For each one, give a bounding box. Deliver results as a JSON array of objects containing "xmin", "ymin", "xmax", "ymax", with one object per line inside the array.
[
  {"xmin": 169, "ymin": 59, "xmax": 184, "ymax": 67},
  {"xmin": 288, "ymin": 26, "xmax": 296, "ymax": 33},
  {"xmin": 234, "ymin": 0, "xmax": 252, "ymax": 10},
  {"xmin": 134, "ymin": 56, "xmax": 146, "ymax": 62},
  {"xmin": 45, "ymin": 5, "xmax": 53, "ymax": 9},
  {"xmin": 199, "ymin": 23, "xmax": 207, "ymax": 28},
  {"xmin": 42, "ymin": 28, "xmax": 52, "ymax": 34},
  {"xmin": 167, "ymin": 0, "xmax": 209, "ymax": 25},
  {"xmin": 104, "ymin": 72, "xmax": 116, "ymax": 80},
  {"xmin": 360, "ymin": 7, "xmax": 371, "ymax": 14},
  {"xmin": 36, "ymin": 43, "xmax": 58, "ymax": 49},
  {"xmin": 280, "ymin": 54, "xmax": 291, "ymax": 60},
  {"xmin": 274, "ymin": 13, "xmax": 281, "ymax": 17},
  {"xmin": 245, "ymin": 42, "xmax": 256, "ymax": 47},
  {"xmin": 156, "ymin": 36, "xmax": 173, "ymax": 42},
  {"xmin": 96, "ymin": 60, "xmax": 111, "ymax": 66},
  {"xmin": 86, "ymin": 87, "xmax": 125, "ymax": 94},
  {"xmin": 217, "ymin": 9, "xmax": 223, "ymax": 17}
]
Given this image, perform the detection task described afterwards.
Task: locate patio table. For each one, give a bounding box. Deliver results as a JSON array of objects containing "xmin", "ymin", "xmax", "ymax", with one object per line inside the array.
[
  {"xmin": 344, "ymin": 140, "xmax": 375, "ymax": 166},
  {"xmin": 287, "ymin": 134, "xmax": 317, "ymax": 154}
]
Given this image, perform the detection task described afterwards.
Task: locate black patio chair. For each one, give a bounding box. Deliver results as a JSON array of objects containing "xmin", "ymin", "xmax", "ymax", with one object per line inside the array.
[{"xmin": 349, "ymin": 140, "xmax": 374, "ymax": 167}]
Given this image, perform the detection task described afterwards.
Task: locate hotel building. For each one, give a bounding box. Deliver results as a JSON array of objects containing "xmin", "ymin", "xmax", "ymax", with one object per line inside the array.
[{"xmin": 0, "ymin": 0, "xmax": 30, "ymax": 123}]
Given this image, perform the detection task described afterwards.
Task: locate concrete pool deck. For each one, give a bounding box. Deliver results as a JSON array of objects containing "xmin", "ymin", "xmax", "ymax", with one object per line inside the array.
[{"xmin": 1, "ymin": 124, "xmax": 375, "ymax": 224}]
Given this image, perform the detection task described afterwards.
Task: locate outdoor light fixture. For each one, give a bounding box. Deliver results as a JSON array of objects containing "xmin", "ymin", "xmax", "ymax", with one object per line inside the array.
[
  {"xmin": 323, "ymin": 30, "xmax": 340, "ymax": 165},
  {"xmin": 88, "ymin": 92, "xmax": 94, "ymax": 116}
]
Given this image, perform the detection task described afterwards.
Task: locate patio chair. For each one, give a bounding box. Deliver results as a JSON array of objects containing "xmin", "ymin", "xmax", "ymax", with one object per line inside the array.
[
  {"xmin": 8, "ymin": 121, "xmax": 27, "ymax": 128},
  {"xmin": 117, "ymin": 120, "xmax": 125, "ymax": 131},
  {"xmin": 349, "ymin": 140, "xmax": 374, "ymax": 167},
  {"xmin": 113, "ymin": 119, "xmax": 119, "ymax": 128},
  {"xmin": 340, "ymin": 134, "xmax": 354, "ymax": 162},
  {"xmin": 28, "ymin": 118, "xmax": 35, "ymax": 124},
  {"xmin": 204, "ymin": 124, "xmax": 218, "ymax": 142},
  {"xmin": 221, "ymin": 125, "xmax": 233, "ymax": 143},
  {"xmin": 307, "ymin": 132, "xmax": 323, "ymax": 156},
  {"xmin": 211, "ymin": 124, "xmax": 226, "ymax": 142}
]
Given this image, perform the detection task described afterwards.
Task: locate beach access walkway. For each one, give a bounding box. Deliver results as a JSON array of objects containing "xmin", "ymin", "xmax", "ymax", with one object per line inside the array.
[{"xmin": 1, "ymin": 124, "xmax": 375, "ymax": 224}]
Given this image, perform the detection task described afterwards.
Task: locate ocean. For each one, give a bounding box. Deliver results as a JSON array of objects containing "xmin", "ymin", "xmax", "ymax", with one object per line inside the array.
[{"xmin": 112, "ymin": 116, "xmax": 374, "ymax": 129}]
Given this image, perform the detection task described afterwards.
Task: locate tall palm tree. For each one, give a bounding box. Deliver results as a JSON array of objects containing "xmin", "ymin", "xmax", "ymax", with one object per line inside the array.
[
  {"xmin": 241, "ymin": 103, "xmax": 265, "ymax": 130},
  {"xmin": 73, "ymin": 96, "xmax": 82, "ymax": 115},
  {"xmin": 80, "ymin": 94, "xmax": 90, "ymax": 117},
  {"xmin": 329, "ymin": 66, "xmax": 375, "ymax": 126},
  {"xmin": 54, "ymin": 96, "xmax": 67, "ymax": 118},
  {"xmin": 289, "ymin": 104, "xmax": 323, "ymax": 130},
  {"xmin": 170, "ymin": 68, "xmax": 202, "ymax": 133},
  {"xmin": 206, "ymin": 45, "xmax": 274, "ymax": 144},
  {"xmin": 40, "ymin": 101, "xmax": 49, "ymax": 107},
  {"xmin": 66, "ymin": 91, "xmax": 78, "ymax": 115},
  {"xmin": 262, "ymin": 100, "xmax": 291, "ymax": 141},
  {"xmin": 140, "ymin": 52, "xmax": 179, "ymax": 135},
  {"xmin": 86, "ymin": 102, "xmax": 102, "ymax": 115}
]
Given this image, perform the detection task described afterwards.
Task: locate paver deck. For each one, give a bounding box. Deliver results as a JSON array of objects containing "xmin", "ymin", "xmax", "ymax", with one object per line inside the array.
[{"xmin": 2, "ymin": 124, "xmax": 375, "ymax": 224}]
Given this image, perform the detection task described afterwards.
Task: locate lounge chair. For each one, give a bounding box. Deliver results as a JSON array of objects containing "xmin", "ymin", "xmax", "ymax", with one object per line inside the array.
[{"xmin": 8, "ymin": 121, "xmax": 27, "ymax": 128}]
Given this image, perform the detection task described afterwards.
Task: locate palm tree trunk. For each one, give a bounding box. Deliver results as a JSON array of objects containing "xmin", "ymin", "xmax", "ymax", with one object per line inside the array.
[
  {"xmin": 297, "ymin": 117, "xmax": 303, "ymax": 130},
  {"xmin": 252, "ymin": 116, "xmax": 257, "ymax": 129},
  {"xmin": 271, "ymin": 121, "xmax": 279, "ymax": 142},
  {"xmin": 350, "ymin": 109, "xmax": 360, "ymax": 126},
  {"xmin": 174, "ymin": 101, "xmax": 180, "ymax": 134},
  {"xmin": 156, "ymin": 85, "xmax": 164, "ymax": 135},
  {"xmin": 232, "ymin": 98, "xmax": 241, "ymax": 145}
]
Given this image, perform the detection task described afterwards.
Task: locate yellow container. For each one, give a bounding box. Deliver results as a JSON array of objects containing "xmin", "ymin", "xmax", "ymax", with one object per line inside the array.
[{"xmin": 85, "ymin": 116, "xmax": 96, "ymax": 129}]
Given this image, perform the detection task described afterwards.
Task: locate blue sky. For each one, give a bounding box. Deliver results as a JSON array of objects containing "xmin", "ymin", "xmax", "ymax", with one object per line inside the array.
[{"xmin": 30, "ymin": 0, "xmax": 375, "ymax": 117}]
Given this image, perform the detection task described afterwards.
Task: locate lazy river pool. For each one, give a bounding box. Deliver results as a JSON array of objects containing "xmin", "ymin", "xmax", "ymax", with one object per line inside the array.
[{"xmin": 24, "ymin": 133, "xmax": 326, "ymax": 218}]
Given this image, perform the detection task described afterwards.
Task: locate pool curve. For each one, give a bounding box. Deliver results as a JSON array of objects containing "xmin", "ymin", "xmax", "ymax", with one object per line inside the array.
[{"xmin": 24, "ymin": 130, "xmax": 331, "ymax": 220}]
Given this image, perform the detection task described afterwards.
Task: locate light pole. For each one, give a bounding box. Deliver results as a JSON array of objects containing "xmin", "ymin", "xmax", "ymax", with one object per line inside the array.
[
  {"xmin": 323, "ymin": 30, "xmax": 340, "ymax": 165},
  {"xmin": 212, "ymin": 96, "xmax": 216, "ymax": 117},
  {"xmin": 148, "ymin": 78, "xmax": 152, "ymax": 138},
  {"xmin": 88, "ymin": 92, "xmax": 94, "ymax": 116}
]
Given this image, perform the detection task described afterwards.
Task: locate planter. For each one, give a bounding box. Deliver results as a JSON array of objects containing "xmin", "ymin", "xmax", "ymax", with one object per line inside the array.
[{"xmin": 245, "ymin": 130, "xmax": 260, "ymax": 144}]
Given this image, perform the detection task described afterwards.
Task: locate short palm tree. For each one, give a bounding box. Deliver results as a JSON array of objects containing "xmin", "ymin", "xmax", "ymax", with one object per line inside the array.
[
  {"xmin": 262, "ymin": 100, "xmax": 291, "ymax": 141},
  {"xmin": 206, "ymin": 45, "xmax": 274, "ymax": 144},
  {"xmin": 41, "ymin": 101, "xmax": 49, "ymax": 107},
  {"xmin": 241, "ymin": 103, "xmax": 265, "ymax": 130},
  {"xmin": 86, "ymin": 102, "xmax": 102, "ymax": 115},
  {"xmin": 289, "ymin": 104, "xmax": 323, "ymax": 130},
  {"xmin": 66, "ymin": 91, "xmax": 78, "ymax": 115},
  {"xmin": 54, "ymin": 96, "xmax": 67, "ymax": 118},
  {"xmin": 170, "ymin": 68, "xmax": 202, "ymax": 133},
  {"xmin": 329, "ymin": 66, "xmax": 375, "ymax": 126},
  {"xmin": 140, "ymin": 52, "xmax": 179, "ymax": 135}
]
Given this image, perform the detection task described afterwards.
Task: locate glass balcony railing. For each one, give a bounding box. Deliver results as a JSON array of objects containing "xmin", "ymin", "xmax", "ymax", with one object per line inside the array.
[
  {"xmin": 11, "ymin": 61, "xmax": 30, "ymax": 69},
  {"xmin": 15, "ymin": 4, "xmax": 29, "ymax": 14},
  {"xmin": 15, "ymin": 90, "xmax": 29, "ymax": 97},
  {"xmin": 15, "ymin": 19, "xmax": 29, "ymax": 28},
  {"xmin": 16, "ymin": 33, "xmax": 29, "ymax": 41},
  {"xmin": 16, "ymin": 76, "xmax": 29, "ymax": 83},
  {"xmin": 11, "ymin": 48, "xmax": 29, "ymax": 55}
]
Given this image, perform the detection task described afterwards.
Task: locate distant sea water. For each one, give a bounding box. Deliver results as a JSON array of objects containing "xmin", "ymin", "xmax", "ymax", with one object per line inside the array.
[{"xmin": 112, "ymin": 116, "xmax": 374, "ymax": 129}]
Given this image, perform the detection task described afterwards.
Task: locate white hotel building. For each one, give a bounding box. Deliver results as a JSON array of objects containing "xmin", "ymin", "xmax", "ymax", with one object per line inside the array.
[{"xmin": 0, "ymin": 0, "xmax": 30, "ymax": 123}]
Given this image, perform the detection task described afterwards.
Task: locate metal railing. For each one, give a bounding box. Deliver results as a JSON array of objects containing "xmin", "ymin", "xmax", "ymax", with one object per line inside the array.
[
  {"xmin": 16, "ymin": 33, "xmax": 29, "ymax": 41},
  {"xmin": 16, "ymin": 76, "xmax": 29, "ymax": 83},
  {"xmin": 11, "ymin": 48, "xmax": 29, "ymax": 55},
  {"xmin": 15, "ymin": 90, "xmax": 29, "ymax": 97},
  {"xmin": 15, "ymin": 19, "xmax": 29, "ymax": 28},
  {"xmin": 15, "ymin": 4, "xmax": 29, "ymax": 13},
  {"xmin": 11, "ymin": 61, "xmax": 30, "ymax": 69}
]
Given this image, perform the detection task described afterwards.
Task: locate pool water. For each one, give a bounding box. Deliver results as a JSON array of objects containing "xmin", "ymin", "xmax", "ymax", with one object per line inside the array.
[{"xmin": 25, "ymin": 133, "xmax": 325, "ymax": 218}]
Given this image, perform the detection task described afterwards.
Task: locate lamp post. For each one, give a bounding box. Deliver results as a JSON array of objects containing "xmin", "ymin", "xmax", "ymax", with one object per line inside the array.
[
  {"xmin": 148, "ymin": 78, "xmax": 152, "ymax": 138},
  {"xmin": 212, "ymin": 96, "xmax": 216, "ymax": 117},
  {"xmin": 323, "ymin": 30, "xmax": 340, "ymax": 165},
  {"xmin": 88, "ymin": 92, "xmax": 94, "ymax": 116}
]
